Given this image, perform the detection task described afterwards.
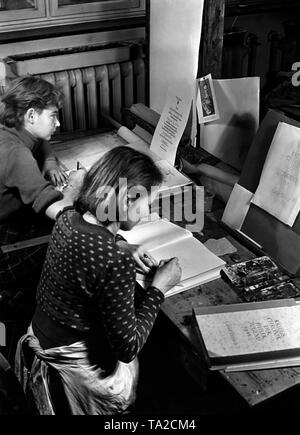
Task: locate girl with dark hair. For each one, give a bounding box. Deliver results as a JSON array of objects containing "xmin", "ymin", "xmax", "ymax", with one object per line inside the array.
[
  {"xmin": 16, "ymin": 146, "xmax": 182, "ymax": 415},
  {"xmin": 0, "ymin": 75, "xmax": 70, "ymax": 295}
]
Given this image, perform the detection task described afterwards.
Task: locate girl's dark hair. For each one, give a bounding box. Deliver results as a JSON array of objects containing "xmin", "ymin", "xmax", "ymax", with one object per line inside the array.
[
  {"xmin": 0, "ymin": 75, "xmax": 63, "ymax": 129},
  {"xmin": 75, "ymin": 146, "xmax": 163, "ymax": 223}
]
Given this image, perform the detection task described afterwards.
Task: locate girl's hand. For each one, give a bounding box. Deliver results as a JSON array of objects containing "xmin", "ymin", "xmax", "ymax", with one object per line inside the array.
[
  {"xmin": 116, "ymin": 241, "xmax": 158, "ymax": 274},
  {"xmin": 47, "ymin": 166, "xmax": 69, "ymax": 187},
  {"xmin": 151, "ymin": 257, "xmax": 182, "ymax": 294}
]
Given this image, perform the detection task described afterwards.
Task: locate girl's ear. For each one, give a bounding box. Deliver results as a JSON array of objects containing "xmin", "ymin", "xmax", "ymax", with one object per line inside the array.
[
  {"xmin": 118, "ymin": 185, "xmax": 130, "ymax": 215},
  {"xmin": 24, "ymin": 108, "xmax": 36, "ymax": 125}
]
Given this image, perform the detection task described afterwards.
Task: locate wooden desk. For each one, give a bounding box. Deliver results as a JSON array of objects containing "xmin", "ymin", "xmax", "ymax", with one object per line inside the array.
[
  {"xmin": 161, "ymin": 210, "xmax": 300, "ymax": 407},
  {"xmin": 53, "ymin": 131, "xmax": 300, "ymax": 407}
]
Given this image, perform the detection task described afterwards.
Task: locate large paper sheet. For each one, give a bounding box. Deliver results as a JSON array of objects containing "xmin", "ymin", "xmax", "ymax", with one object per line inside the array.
[
  {"xmin": 149, "ymin": 0, "xmax": 204, "ymax": 112},
  {"xmin": 201, "ymin": 77, "xmax": 260, "ymax": 171},
  {"xmin": 252, "ymin": 122, "xmax": 300, "ymax": 227},
  {"xmin": 150, "ymin": 83, "xmax": 193, "ymax": 165}
]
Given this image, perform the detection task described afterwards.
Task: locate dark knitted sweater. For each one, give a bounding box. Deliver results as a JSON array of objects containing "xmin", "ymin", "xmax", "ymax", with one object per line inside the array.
[
  {"xmin": 0, "ymin": 125, "xmax": 62, "ymax": 224},
  {"xmin": 32, "ymin": 208, "xmax": 165, "ymax": 365}
]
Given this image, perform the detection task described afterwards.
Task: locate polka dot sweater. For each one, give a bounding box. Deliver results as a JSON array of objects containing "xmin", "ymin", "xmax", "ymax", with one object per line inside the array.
[{"xmin": 34, "ymin": 207, "xmax": 165, "ymax": 363}]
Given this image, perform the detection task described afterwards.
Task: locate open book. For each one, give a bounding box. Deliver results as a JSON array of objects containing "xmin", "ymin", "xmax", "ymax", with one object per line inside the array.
[
  {"xmin": 118, "ymin": 214, "xmax": 225, "ymax": 297},
  {"xmin": 193, "ymin": 298, "xmax": 300, "ymax": 372}
]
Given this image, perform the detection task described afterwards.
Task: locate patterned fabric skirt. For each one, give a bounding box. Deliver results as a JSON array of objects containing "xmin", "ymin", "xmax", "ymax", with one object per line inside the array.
[{"xmin": 15, "ymin": 326, "xmax": 139, "ymax": 415}]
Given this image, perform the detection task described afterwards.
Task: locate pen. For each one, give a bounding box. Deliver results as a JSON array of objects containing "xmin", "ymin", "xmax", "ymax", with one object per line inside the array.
[{"xmin": 77, "ymin": 161, "xmax": 80, "ymax": 170}]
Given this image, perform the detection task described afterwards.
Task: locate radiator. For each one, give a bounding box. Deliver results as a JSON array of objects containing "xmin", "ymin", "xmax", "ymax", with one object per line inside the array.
[
  {"xmin": 0, "ymin": 44, "xmax": 146, "ymax": 134},
  {"xmin": 37, "ymin": 59, "xmax": 145, "ymax": 133}
]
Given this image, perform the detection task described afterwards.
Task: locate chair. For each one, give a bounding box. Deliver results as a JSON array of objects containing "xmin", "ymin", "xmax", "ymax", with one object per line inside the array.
[{"xmin": 0, "ymin": 351, "xmax": 34, "ymax": 415}]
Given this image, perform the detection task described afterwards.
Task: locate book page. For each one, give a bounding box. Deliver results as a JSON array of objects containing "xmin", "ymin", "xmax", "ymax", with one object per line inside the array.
[
  {"xmin": 196, "ymin": 304, "xmax": 300, "ymax": 358},
  {"xmin": 252, "ymin": 122, "xmax": 300, "ymax": 227},
  {"xmin": 118, "ymin": 217, "xmax": 191, "ymax": 252},
  {"xmin": 149, "ymin": 236, "xmax": 225, "ymax": 282}
]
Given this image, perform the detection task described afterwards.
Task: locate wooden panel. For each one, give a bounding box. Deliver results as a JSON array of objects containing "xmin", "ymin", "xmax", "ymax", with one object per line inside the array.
[{"xmin": 199, "ymin": 0, "xmax": 225, "ymax": 78}]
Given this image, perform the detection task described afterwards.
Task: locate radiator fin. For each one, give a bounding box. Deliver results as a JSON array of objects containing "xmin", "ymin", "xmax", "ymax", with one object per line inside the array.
[{"xmin": 39, "ymin": 58, "xmax": 145, "ymax": 133}]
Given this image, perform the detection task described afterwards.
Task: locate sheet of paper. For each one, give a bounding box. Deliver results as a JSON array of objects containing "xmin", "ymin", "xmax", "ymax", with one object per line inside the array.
[
  {"xmin": 149, "ymin": 0, "xmax": 204, "ymax": 114},
  {"xmin": 204, "ymin": 237, "xmax": 237, "ymax": 257},
  {"xmin": 222, "ymin": 183, "xmax": 254, "ymax": 230},
  {"xmin": 52, "ymin": 131, "xmax": 124, "ymax": 170},
  {"xmin": 252, "ymin": 122, "xmax": 300, "ymax": 227},
  {"xmin": 200, "ymin": 77, "xmax": 260, "ymax": 171},
  {"xmin": 150, "ymin": 83, "xmax": 193, "ymax": 165},
  {"xmin": 156, "ymin": 160, "xmax": 191, "ymax": 192},
  {"xmin": 196, "ymin": 74, "xmax": 220, "ymax": 124}
]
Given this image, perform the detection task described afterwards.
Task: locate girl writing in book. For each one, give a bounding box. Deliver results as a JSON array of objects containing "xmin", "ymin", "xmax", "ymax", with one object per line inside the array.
[{"xmin": 16, "ymin": 146, "xmax": 182, "ymax": 415}]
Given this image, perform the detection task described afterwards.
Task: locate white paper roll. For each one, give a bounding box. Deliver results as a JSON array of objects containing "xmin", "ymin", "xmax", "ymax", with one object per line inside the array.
[
  {"xmin": 117, "ymin": 126, "xmax": 142, "ymax": 144},
  {"xmin": 117, "ymin": 126, "xmax": 155, "ymax": 158}
]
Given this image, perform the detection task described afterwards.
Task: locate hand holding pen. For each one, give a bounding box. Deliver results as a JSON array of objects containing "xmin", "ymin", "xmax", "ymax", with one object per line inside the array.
[{"xmin": 151, "ymin": 257, "xmax": 182, "ymax": 295}]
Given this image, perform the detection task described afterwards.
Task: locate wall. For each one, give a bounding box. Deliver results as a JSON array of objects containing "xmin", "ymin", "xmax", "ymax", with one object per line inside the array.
[{"xmin": 224, "ymin": 8, "xmax": 299, "ymax": 87}]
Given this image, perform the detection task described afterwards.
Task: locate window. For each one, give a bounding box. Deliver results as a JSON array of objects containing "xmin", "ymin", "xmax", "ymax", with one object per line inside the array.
[
  {"xmin": 0, "ymin": 0, "xmax": 145, "ymax": 32},
  {"xmin": 50, "ymin": 0, "xmax": 143, "ymax": 17},
  {"xmin": 0, "ymin": 0, "xmax": 45, "ymax": 21}
]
